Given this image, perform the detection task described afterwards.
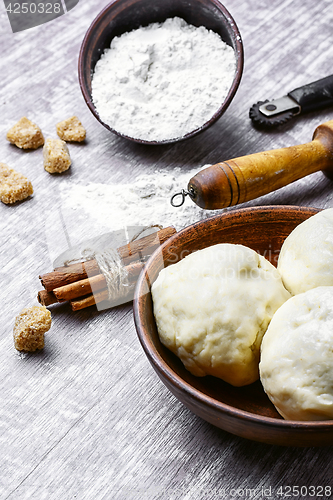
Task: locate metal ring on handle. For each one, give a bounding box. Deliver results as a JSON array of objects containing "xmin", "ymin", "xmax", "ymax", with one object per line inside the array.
[{"xmin": 170, "ymin": 189, "xmax": 192, "ymax": 207}]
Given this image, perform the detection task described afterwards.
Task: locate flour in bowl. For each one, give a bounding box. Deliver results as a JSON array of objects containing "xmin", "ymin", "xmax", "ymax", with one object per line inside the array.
[{"xmin": 91, "ymin": 17, "xmax": 236, "ymax": 142}]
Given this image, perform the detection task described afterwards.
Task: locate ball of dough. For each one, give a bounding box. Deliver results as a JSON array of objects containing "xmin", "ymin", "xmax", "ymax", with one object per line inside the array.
[
  {"xmin": 277, "ymin": 208, "xmax": 333, "ymax": 295},
  {"xmin": 152, "ymin": 243, "xmax": 290, "ymax": 387},
  {"xmin": 260, "ymin": 286, "xmax": 333, "ymax": 421}
]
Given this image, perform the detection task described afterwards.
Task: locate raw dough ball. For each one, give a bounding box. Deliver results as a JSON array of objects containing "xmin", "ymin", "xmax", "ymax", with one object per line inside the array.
[
  {"xmin": 260, "ymin": 286, "xmax": 333, "ymax": 421},
  {"xmin": 152, "ymin": 243, "xmax": 290, "ymax": 386},
  {"xmin": 277, "ymin": 208, "xmax": 333, "ymax": 295}
]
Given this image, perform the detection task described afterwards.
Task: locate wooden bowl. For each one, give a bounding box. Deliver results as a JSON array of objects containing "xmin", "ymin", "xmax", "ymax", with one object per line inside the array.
[
  {"xmin": 133, "ymin": 205, "xmax": 333, "ymax": 446},
  {"xmin": 78, "ymin": 0, "xmax": 243, "ymax": 145}
]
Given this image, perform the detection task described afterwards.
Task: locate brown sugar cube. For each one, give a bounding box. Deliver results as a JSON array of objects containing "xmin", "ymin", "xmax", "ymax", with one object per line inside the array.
[
  {"xmin": 43, "ymin": 138, "xmax": 71, "ymax": 173},
  {"xmin": 7, "ymin": 117, "xmax": 44, "ymax": 149},
  {"xmin": 13, "ymin": 306, "xmax": 52, "ymax": 352},
  {"xmin": 56, "ymin": 116, "xmax": 86, "ymax": 142},
  {"xmin": 0, "ymin": 162, "xmax": 33, "ymax": 204}
]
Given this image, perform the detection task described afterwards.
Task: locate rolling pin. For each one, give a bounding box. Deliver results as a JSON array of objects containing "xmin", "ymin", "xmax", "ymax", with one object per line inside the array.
[{"xmin": 171, "ymin": 120, "xmax": 333, "ymax": 209}]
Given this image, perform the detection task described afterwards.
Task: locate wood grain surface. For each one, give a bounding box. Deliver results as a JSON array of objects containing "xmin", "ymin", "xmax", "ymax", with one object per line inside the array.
[{"xmin": 0, "ymin": 0, "xmax": 333, "ymax": 499}]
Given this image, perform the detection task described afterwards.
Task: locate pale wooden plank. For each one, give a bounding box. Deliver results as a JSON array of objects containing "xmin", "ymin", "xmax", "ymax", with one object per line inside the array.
[{"xmin": 0, "ymin": 0, "xmax": 333, "ymax": 498}]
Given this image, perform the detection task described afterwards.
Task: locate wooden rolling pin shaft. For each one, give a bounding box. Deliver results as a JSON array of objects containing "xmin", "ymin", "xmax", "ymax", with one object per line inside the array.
[{"xmin": 188, "ymin": 120, "xmax": 333, "ymax": 209}]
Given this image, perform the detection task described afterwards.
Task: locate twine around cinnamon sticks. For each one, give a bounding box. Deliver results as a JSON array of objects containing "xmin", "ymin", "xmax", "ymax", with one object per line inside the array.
[{"xmin": 38, "ymin": 226, "xmax": 176, "ymax": 311}]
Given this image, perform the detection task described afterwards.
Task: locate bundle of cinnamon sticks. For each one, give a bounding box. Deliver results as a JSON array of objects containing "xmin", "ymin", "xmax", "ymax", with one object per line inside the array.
[{"xmin": 38, "ymin": 226, "xmax": 176, "ymax": 311}]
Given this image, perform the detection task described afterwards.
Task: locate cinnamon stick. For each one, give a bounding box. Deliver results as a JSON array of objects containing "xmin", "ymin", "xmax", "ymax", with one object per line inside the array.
[
  {"xmin": 54, "ymin": 274, "xmax": 106, "ymax": 301},
  {"xmin": 70, "ymin": 290, "xmax": 109, "ymax": 311},
  {"xmin": 40, "ymin": 226, "xmax": 176, "ymax": 292},
  {"xmin": 37, "ymin": 290, "xmax": 59, "ymax": 306},
  {"xmin": 52, "ymin": 261, "xmax": 144, "ymax": 302},
  {"xmin": 70, "ymin": 283, "xmax": 135, "ymax": 311},
  {"xmin": 40, "ymin": 260, "xmax": 100, "ymax": 292}
]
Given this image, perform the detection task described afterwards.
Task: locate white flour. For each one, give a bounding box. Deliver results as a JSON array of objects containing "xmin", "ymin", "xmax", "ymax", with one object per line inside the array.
[
  {"xmin": 91, "ymin": 17, "xmax": 236, "ymax": 142},
  {"xmin": 59, "ymin": 167, "xmax": 221, "ymax": 240}
]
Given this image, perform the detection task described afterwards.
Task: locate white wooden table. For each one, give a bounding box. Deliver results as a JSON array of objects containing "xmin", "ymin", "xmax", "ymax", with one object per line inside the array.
[{"xmin": 1, "ymin": 0, "xmax": 333, "ymax": 498}]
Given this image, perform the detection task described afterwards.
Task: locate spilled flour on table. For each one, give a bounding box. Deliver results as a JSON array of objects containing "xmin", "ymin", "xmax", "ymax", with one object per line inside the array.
[{"xmin": 58, "ymin": 167, "xmax": 222, "ymax": 240}]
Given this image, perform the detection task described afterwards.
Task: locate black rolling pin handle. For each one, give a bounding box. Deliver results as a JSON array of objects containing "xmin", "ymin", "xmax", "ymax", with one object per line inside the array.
[{"xmin": 288, "ymin": 75, "xmax": 333, "ymax": 113}]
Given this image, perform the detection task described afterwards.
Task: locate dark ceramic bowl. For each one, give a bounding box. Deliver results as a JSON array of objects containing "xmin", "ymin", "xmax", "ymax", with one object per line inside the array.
[
  {"xmin": 133, "ymin": 205, "xmax": 333, "ymax": 447},
  {"xmin": 78, "ymin": 0, "xmax": 243, "ymax": 145}
]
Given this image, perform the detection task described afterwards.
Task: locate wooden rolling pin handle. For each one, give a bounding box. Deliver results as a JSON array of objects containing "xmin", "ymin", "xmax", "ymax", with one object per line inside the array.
[{"xmin": 188, "ymin": 120, "xmax": 333, "ymax": 209}]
